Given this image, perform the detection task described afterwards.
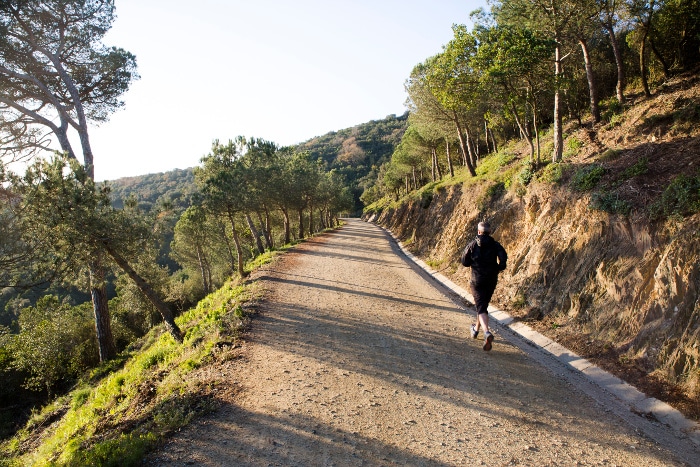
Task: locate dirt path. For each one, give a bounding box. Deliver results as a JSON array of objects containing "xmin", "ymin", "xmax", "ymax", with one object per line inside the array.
[{"xmin": 148, "ymin": 219, "xmax": 688, "ymax": 466}]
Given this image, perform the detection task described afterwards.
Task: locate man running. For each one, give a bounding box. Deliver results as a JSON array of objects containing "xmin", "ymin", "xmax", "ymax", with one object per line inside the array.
[{"xmin": 460, "ymin": 221, "xmax": 507, "ymax": 351}]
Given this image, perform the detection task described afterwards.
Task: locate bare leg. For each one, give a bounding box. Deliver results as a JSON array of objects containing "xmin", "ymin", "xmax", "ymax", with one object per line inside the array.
[{"xmin": 478, "ymin": 313, "xmax": 490, "ymax": 334}]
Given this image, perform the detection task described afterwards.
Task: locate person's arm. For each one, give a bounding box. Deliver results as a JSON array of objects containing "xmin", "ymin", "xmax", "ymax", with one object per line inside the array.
[
  {"xmin": 497, "ymin": 244, "xmax": 507, "ymax": 271},
  {"xmin": 460, "ymin": 243, "xmax": 473, "ymax": 267}
]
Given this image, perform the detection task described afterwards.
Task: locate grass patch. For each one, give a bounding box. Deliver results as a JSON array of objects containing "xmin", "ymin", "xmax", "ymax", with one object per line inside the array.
[
  {"xmin": 0, "ymin": 268, "xmax": 261, "ymax": 466},
  {"xmin": 564, "ymin": 135, "xmax": 583, "ymax": 159},
  {"xmin": 598, "ymin": 148, "xmax": 622, "ymax": 162},
  {"xmin": 537, "ymin": 162, "xmax": 563, "ymax": 184}
]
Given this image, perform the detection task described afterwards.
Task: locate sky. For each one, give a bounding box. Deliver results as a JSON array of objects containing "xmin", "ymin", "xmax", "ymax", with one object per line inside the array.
[{"xmin": 80, "ymin": 0, "xmax": 487, "ymax": 181}]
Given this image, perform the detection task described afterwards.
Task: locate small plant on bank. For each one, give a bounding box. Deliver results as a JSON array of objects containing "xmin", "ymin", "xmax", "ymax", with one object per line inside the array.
[
  {"xmin": 477, "ymin": 182, "xmax": 506, "ymax": 211},
  {"xmin": 538, "ymin": 162, "xmax": 563, "ymax": 184},
  {"xmin": 599, "ymin": 148, "xmax": 622, "ymax": 162},
  {"xmin": 518, "ymin": 161, "xmax": 535, "ymax": 186},
  {"xmin": 572, "ymin": 164, "xmax": 606, "ymax": 191},
  {"xmin": 649, "ymin": 173, "xmax": 700, "ymax": 220},
  {"xmin": 564, "ymin": 135, "xmax": 583, "ymax": 159},
  {"xmin": 622, "ymin": 157, "xmax": 649, "ymax": 180},
  {"xmin": 590, "ymin": 191, "xmax": 632, "ymax": 215}
]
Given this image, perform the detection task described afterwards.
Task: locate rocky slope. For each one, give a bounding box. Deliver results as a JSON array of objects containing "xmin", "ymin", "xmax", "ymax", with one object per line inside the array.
[{"xmin": 365, "ymin": 73, "xmax": 700, "ymax": 420}]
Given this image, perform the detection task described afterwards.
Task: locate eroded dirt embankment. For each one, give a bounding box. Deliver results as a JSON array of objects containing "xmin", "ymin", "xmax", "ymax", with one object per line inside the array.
[{"xmin": 366, "ymin": 161, "xmax": 700, "ymax": 421}]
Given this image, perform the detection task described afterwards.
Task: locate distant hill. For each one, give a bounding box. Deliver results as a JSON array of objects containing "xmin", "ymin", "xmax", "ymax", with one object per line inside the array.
[
  {"xmin": 108, "ymin": 167, "xmax": 196, "ymax": 212},
  {"xmin": 107, "ymin": 113, "xmax": 409, "ymax": 214}
]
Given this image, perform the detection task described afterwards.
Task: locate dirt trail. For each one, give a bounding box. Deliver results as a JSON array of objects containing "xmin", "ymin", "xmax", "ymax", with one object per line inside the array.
[{"xmin": 148, "ymin": 219, "xmax": 688, "ymax": 466}]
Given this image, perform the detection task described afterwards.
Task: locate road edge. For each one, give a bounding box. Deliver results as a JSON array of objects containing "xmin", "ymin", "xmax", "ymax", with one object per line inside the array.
[{"xmin": 371, "ymin": 221, "xmax": 700, "ymax": 452}]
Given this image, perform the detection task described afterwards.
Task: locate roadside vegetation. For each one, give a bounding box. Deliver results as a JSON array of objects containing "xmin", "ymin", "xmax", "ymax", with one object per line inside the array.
[{"xmin": 1, "ymin": 0, "xmax": 699, "ymax": 463}]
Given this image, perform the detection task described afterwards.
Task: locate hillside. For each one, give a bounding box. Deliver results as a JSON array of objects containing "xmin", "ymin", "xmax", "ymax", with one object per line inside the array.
[
  {"xmin": 364, "ymin": 72, "xmax": 700, "ymax": 420},
  {"xmin": 107, "ymin": 114, "xmax": 408, "ymax": 215}
]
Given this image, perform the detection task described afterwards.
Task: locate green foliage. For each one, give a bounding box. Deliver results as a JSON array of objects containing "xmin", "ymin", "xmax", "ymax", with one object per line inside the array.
[
  {"xmin": 599, "ymin": 148, "xmax": 622, "ymax": 162},
  {"xmin": 8, "ymin": 296, "xmax": 97, "ymax": 394},
  {"xmin": 497, "ymin": 152, "xmax": 516, "ymax": 167},
  {"xmin": 564, "ymin": 136, "xmax": 583, "ymax": 159},
  {"xmin": 420, "ymin": 186, "xmax": 434, "ymax": 209},
  {"xmin": 518, "ymin": 162, "xmax": 535, "ymax": 186},
  {"xmin": 602, "ymin": 97, "xmax": 623, "ymax": 123},
  {"xmin": 649, "ymin": 174, "xmax": 700, "ymax": 220},
  {"xmin": 572, "ymin": 164, "xmax": 606, "ymax": 191},
  {"xmin": 109, "ymin": 169, "xmax": 196, "ymax": 212},
  {"xmin": 478, "ymin": 182, "xmax": 506, "ymax": 211},
  {"xmin": 538, "ymin": 162, "xmax": 563, "ymax": 184},
  {"xmin": 622, "ymin": 157, "xmax": 649, "ymax": 179},
  {"xmin": 2, "ymin": 274, "xmax": 254, "ymax": 465},
  {"xmin": 590, "ymin": 191, "xmax": 632, "ymax": 215},
  {"xmin": 71, "ymin": 388, "xmax": 92, "ymax": 410},
  {"xmin": 71, "ymin": 432, "xmax": 156, "ymax": 467}
]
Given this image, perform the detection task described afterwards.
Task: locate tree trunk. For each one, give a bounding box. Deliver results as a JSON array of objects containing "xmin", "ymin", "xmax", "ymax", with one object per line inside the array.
[
  {"xmin": 579, "ymin": 38, "xmax": 600, "ymax": 123},
  {"xmin": 510, "ymin": 101, "xmax": 535, "ymax": 163},
  {"xmin": 89, "ymin": 257, "xmax": 116, "ymax": 361},
  {"xmin": 454, "ymin": 116, "xmax": 476, "ymax": 176},
  {"xmin": 281, "ymin": 207, "xmax": 291, "ymax": 245},
  {"xmin": 196, "ymin": 244, "xmax": 210, "ymax": 293},
  {"xmin": 227, "ymin": 210, "xmax": 245, "ymax": 277},
  {"xmin": 219, "ymin": 220, "xmax": 236, "ymax": 273},
  {"xmin": 533, "ymin": 101, "xmax": 541, "ymax": 167},
  {"xmin": 641, "ymin": 32, "xmax": 651, "ymax": 97},
  {"xmin": 435, "ymin": 147, "xmax": 442, "ymax": 179},
  {"xmin": 308, "ymin": 199, "xmax": 314, "ymax": 235},
  {"xmin": 245, "ymin": 213, "xmax": 265, "ymax": 254},
  {"xmin": 649, "ymin": 37, "xmax": 671, "ymax": 78},
  {"xmin": 488, "ymin": 124, "xmax": 497, "ymax": 153},
  {"xmin": 553, "ymin": 42, "xmax": 564, "ymax": 162},
  {"xmin": 640, "ymin": 3, "xmax": 655, "ymax": 98},
  {"xmin": 298, "ymin": 208, "xmax": 305, "ymax": 239},
  {"xmin": 446, "ymin": 140, "xmax": 454, "ymax": 177},
  {"xmin": 603, "ymin": 23, "xmax": 625, "ymax": 104},
  {"xmin": 102, "ymin": 243, "xmax": 183, "ymax": 343},
  {"xmin": 259, "ymin": 209, "xmax": 273, "ymax": 249}
]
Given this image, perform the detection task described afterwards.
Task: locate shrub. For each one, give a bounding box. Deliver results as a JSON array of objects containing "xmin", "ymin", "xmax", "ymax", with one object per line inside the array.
[
  {"xmin": 602, "ymin": 97, "xmax": 623, "ymax": 122},
  {"xmin": 9, "ymin": 297, "xmax": 98, "ymax": 395},
  {"xmin": 564, "ymin": 136, "xmax": 583, "ymax": 158},
  {"xmin": 538, "ymin": 162, "xmax": 563, "ymax": 184},
  {"xmin": 478, "ymin": 182, "xmax": 506, "ymax": 211},
  {"xmin": 518, "ymin": 162, "xmax": 535, "ymax": 186},
  {"xmin": 649, "ymin": 174, "xmax": 700, "ymax": 220},
  {"xmin": 590, "ymin": 191, "xmax": 632, "ymax": 215},
  {"xmin": 572, "ymin": 164, "xmax": 606, "ymax": 191},
  {"xmin": 622, "ymin": 157, "xmax": 649, "ymax": 179},
  {"xmin": 497, "ymin": 152, "xmax": 516, "ymax": 166}
]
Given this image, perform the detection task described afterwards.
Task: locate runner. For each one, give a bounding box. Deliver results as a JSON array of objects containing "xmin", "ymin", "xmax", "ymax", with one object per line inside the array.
[{"xmin": 460, "ymin": 221, "xmax": 507, "ymax": 351}]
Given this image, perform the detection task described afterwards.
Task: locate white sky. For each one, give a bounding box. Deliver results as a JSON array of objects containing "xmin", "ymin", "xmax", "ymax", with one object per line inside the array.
[{"xmin": 83, "ymin": 0, "xmax": 486, "ymax": 181}]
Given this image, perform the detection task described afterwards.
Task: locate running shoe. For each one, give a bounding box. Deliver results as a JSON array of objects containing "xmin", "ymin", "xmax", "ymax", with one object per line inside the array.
[{"xmin": 483, "ymin": 331, "xmax": 494, "ymax": 351}]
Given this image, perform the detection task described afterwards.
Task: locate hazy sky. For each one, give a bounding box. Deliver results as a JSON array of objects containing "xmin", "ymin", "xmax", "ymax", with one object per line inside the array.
[{"xmin": 82, "ymin": 0, "xmax": 486, "ymax": 180}]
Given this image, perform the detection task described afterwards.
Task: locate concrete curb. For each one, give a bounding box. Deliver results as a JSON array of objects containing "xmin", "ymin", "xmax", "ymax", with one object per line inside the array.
[{"xmin": 378, "ymin": 224, "xmax": 700, "ymax": 448}]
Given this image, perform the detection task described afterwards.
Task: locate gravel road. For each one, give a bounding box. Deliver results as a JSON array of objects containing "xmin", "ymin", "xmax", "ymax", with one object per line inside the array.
[{"xmin": 148, "ymin": 219, "xmax": 690, "ymax": 466}]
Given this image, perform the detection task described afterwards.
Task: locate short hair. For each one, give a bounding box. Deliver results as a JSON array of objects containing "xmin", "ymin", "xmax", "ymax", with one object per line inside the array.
[{"xmin": 478, "ymin": 221, "xmax": 491, "ymax": 234}]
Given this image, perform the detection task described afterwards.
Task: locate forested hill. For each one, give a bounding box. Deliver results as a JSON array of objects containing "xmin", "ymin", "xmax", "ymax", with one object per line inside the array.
[
  {"xmin": 108, "ymin": 113, "xmax": 408, "ymax": 213},
  {"xmin": 108, "ymin": 168, "xmax": 196, "ymax": 211}
]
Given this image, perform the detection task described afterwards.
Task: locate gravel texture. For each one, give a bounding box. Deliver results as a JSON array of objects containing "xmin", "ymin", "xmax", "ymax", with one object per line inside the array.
[{"xmin": 148, "ymin": 219, "xmax": 689, "ymax": 466}]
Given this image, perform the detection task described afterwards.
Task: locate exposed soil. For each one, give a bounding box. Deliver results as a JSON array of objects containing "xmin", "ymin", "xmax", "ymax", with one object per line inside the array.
[
  {"xmin": 524, "ymin": 316, "xmax": 700, "ymax": 423},
  {"xmin": 146, "ymin": 219, "xmax": 691, "ymax": 466}
]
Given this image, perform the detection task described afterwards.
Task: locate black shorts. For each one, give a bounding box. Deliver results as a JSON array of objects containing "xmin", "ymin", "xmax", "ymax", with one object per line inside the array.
[{"xmin": 470, "ymin": 281, "xmax": 497, "ymax": 315}]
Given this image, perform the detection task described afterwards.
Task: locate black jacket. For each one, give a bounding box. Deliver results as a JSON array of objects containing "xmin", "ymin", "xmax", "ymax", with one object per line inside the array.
[{"xmin": 460, "ymin": 234, "xmax": 507, "ymax": 286}]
